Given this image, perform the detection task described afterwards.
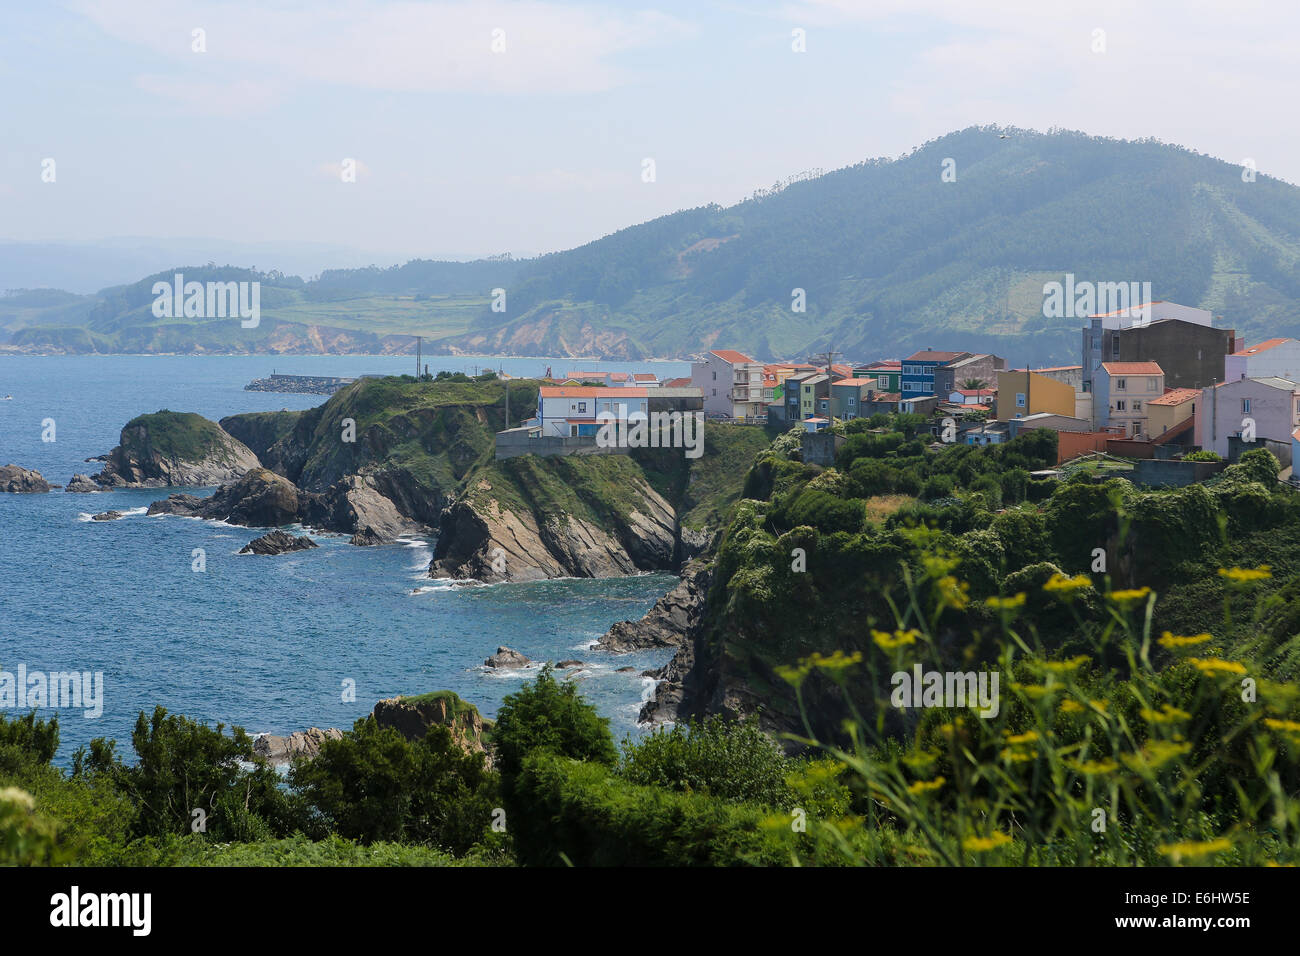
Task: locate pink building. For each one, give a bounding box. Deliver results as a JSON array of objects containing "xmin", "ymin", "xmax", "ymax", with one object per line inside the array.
[{"xmin": 1196, "ymin": 376, "xmax": 1300, "ymax": 458}]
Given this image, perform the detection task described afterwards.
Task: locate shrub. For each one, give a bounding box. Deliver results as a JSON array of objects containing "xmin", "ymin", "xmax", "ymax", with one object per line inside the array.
[
  {"xmin": 618, "ymin": 717, "xmax": 793, "ymax": 805},
  {"xmin": 493, "ymin": 666, "xmax": 617, "ymax": 781},
  {"xmin": 79, "ymin": 706, "xmax": 291, "ymax": 842},
  {"xmin": 290, "ymin": 717, "xmax": 495, "ymax": 853}
]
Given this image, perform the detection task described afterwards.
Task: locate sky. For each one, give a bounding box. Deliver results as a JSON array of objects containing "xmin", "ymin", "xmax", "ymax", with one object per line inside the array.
[{"xmin": 2, "ymin": 0, "xmax": 1296, "ymax": 266}]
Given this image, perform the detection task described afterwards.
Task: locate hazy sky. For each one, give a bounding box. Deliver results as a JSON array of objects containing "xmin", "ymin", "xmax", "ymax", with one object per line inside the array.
[{"xmin": 2, "ymin": 0, "xmax": 1295, "ymax": 262}]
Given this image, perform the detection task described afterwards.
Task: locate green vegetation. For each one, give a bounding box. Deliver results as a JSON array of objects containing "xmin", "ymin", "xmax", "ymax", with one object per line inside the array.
[
  {"xmin": 121, "ymin": 409, "xmax": 237, "ymax": 464},
  {"xmin": 14, "ymin": 129, "xmax": 1300, "ymax": 363}
]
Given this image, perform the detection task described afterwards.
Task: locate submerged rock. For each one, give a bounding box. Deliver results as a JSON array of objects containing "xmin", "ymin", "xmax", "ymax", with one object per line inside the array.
[
  {"xmin": 0, "ymin": 464, "xmax": 51, "ymax": 493},
  {"xmin": 91, "ymin": 511, "xmax": 123, "ymax": 521},
  {"xmin": 484, "ymin": 646, "xmax": 531, "ymax": 669},
  {"xmin": 239, "ymin": 529, "xmax": 318, "ymax": 555}
]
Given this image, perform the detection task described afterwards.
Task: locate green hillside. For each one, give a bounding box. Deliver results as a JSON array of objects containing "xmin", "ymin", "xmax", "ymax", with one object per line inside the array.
[{"xmin": 7, "ymin": 127, "xmax": 1300, "ymax": 364}]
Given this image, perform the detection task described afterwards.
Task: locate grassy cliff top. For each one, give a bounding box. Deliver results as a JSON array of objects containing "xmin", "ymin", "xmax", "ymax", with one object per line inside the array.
[{"xmin": 121, "ymin": 410, "xmax": 234, "ymax": 462}]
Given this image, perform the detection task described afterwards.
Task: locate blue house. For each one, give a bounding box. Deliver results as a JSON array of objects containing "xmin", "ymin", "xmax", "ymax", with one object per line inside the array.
[{"xmin": 901, "ymin": 350, "xmax": 969, "ymax": 398}]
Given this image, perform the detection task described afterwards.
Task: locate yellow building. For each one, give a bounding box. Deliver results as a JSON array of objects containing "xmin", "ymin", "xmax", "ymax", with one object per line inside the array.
[
  {"xmin": 995, "ymin": 370, "xmax": 1077, "ymax": 420},
  {"xmin": 1146, "ymin": 388, "xmax": 1198, "ymax": 437}
]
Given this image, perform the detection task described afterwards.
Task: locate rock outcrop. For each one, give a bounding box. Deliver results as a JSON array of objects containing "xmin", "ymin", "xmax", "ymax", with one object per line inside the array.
[
  {"xmin": 239, "ymin": 529, "xmax": 318, "ymax": 555},
  {"xmin": 253, "ymin": 727, "xmax": 343, "ymax": 764},
  {"xmin": 91, "ymin": 511, "xmax": 123, "ymax": 521},
  {"xmin": 147, "ymin": 467, "xmax": 300, "ymax": 526},
  {"xmin": 64, "ymin": 474, "xmax": 101, "ymax": 493},
  {"xmin": 429, "ymin": 465, "xmax": 678, "ymax": 583},
  {"xmin": 597, "ymin": 559, "xmax": 713, "ymax": 652},
  {"xmin": 93, "ymin": 411, "xmax": 261, "ymax": 488},
  {"xmin": 484, "ymin": 646, "xmax": 531, "ymax": 669},
  {"xmin": 372, "ymin": 691, "xmax": 492, "ymax": 762},
  {"xmin": 299, "ymin": 474, "xmax": 423, "ymax": 545},
  {"xmin": 0, "ymin": 465, "xmax": 51, "ymax": 493}
]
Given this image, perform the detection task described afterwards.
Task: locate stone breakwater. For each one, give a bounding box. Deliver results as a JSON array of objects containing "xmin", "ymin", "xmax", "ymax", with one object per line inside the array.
[{"xmin": 245, "ymin": 374, "xmax": 357, "ymax": 395}]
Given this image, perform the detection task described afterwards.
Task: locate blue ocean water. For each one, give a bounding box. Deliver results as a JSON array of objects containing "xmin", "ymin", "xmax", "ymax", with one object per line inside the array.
[{"xmin": 0, "ymin": 355, "xmax": 689, "ymax": 762}]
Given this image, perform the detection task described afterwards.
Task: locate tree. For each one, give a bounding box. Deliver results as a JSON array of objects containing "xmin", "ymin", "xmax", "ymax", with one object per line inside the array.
[
  {"xmin": 494, "ymin": 666, "xmax": 616, "ymax": 781},
  {"xmin": 290, "ymin": 717, "xmax": 495, "ymax": 853}
]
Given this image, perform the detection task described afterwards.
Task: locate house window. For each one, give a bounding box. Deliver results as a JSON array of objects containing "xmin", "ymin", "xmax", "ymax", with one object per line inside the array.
[
  {"xmin": 848, "ymin": 397, "xmax": 856, "ymax": 406},
  {"xmin": 577, "ymin": 401, "xmax": 587, "ymax": 413},
  {"xmin": 712, "ymin": 371, "xmax": 717, "ymax": 380},
  {"xmin": 1115, "ymin": 378, "xmax": 1126, "ymax": 390},
  {"xmin": 712, "ymin": 388, "xmax": 716, "ymax": 397},
  {"xmin": 1111, "ymin": 333, "xmax": 1120, "ymax": 353},
  {"xmin": 1242, "ymin": 398, "xmax": 1251, "ymax": 414},
  {"xmin": 1147, "ymin": 378, "xmax": 1158, "ymax": 391},
  {"xmin": 1133, "ymin": 401, "xmax": 1141, "ymax": 411},
  {"xmin": 878, "ymin": 376, "xmax": 887, "ymax": 387},
  {"xmin": 1016, "ymin": 392, "xmax": 1026, "ymax": 407},
  {"xmin": 819, "ymin": 400, "xmax": 828, "ymax": 410},
  {"xmin": 1115, "ymin": 400, "xmax": 1126, "ymax": 411}
]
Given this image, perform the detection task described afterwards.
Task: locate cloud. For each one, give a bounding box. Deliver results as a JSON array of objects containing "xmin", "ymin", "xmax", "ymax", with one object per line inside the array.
[{"xmin": 72, "ymin": 0, "xmax": 690, "ymax": 111}]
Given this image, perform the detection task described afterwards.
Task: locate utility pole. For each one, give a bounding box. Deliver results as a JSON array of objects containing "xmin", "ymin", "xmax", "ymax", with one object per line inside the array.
[
  {"xmin": 504, "ymin": 376, "xmax": 509, "ymax": 429},
  {"xmin": 416, "ymin": 336, "xmax": 422, "ymax": 380}
]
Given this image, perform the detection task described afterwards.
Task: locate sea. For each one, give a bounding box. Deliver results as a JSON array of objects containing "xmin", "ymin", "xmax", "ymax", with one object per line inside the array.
[{"xmin": 0, "ymin": 354, "xmax": 690, "ymax": 763}]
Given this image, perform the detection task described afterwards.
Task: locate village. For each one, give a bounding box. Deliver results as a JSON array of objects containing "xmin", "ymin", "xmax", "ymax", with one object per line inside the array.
[{"xmin": 497, "ymin": 299, "xmax": 1300, "ymax": 486}]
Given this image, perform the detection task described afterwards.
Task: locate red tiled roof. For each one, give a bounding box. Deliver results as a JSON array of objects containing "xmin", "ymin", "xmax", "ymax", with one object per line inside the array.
[
  {"xmin": 1102, "ymin": 362, "xmax": 1163, "ymax": 375},
  {"xmin": 661, "ymin": 377, "xmax": 691, "ymax": 388},
  {"xmin": 632, "ymin": 373, "xmax": 657, "ymax": 381},
  {"xmin": 1032, "ymin": 365, "xmax": 1082, "ymax": 373},
  {"xmin": 832, "ymin": 377, "xmax": 868, "ymax": 387},
  {"xmin": 540, "ymin": 386, "xmax": 649, "ymax": 398},
  {"xmin": 955, "ymin": 389, "xmax": 996, "ymax": 397},
  {"xmin": 1149, "ymin": 388, "xmax": 1200, "ymax": 406},
  {"xmin": 1232, "ymin": 338, "xmax": 1292, "ymax": 357},
  {"xmin": 709, "ymin": 349, "xmax": 757, "ymax": 364},
  {"xmin": 868, "ymin": 392, "xmax": 901, "ymax": 402}
]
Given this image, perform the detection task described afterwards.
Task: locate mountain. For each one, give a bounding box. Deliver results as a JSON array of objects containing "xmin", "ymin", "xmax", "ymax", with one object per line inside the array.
[{"xmin": 7, "ymin": 127, "xmax": 1300, "ymax": 364}]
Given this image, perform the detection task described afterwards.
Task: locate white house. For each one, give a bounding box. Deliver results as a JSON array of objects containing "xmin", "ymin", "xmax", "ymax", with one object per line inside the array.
[
  {"xmin": 1224, "ymin": 338, "xmax": 1300, "ymax": 385},
  {"xmin": 691, "ymin": 349, "xmax": 765, "ymax": 418},
  {"xmin": 537, "ymin": 386, "xmax": 648, "ymax": 437}
]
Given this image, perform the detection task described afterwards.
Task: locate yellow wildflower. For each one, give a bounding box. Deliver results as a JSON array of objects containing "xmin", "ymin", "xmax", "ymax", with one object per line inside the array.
[
  {"xmin": 1107, "ymin": 587, "xmax": 1153, "ymax": 606},
  {"xmin": 1218, "ymin": 565, "xmax": 1271, "ymax": 585},
  {"xmin": 872, "ymin": 629, "xmax": 919, "ymax": 650},
  {"xmin": 1140, "ymin": 704, "xmax": 1192, "ymax": 724},
  {"xmin": 1042, "ymin": 655, "xmax": 1089, "ymax": 673},
  {"xmin": 985, "ymin": 592, "xmax": 1027, "ymax": 611},
  {"xmin": 936, "ymin": 575, "xmax": 970, "ymax": 611},
  {"xmin": 963, "ymin": 832, "xmax": 1013, "ymax": 852},
  {"xmin": 1122, "ymin": 740, "xmax": 1191, "ymax": 771},
  {"xmin": 1043, "ymin": 572, "xmax": 1091, "ymax": 598},
  {"xmin": 1158, "ymin": 631, "xmax": 1213, "ymax": 650},
  {"xmin": 1189, "ymin": 658, "xmax": 1248, "ymax": 676},
  {"xmin": 1066, "ymin": 758, "xmax": 1119, "ymax": 775},
  {"xmin": 907, "ymin": 777, "xmax": 946, "ymax": 796},
  {"xmin": 1158, "ymin": 838, "xmax": 1232, "ymax": 862}
]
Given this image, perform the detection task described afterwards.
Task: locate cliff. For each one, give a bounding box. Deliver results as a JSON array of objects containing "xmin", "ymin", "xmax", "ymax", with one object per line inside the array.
[{"xmin": 92, "ymin": 410, "xmax": 260, "ymax": 488}]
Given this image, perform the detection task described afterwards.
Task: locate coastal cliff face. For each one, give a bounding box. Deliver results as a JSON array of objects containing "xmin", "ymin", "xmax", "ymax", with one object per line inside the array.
[
  {"xmin": 93, "ymin": 410, "xmax": 261, "ymax": 488},
  {"xmin": 428, "ymin": 455, "xmax": 679, "ymax": 582}
]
